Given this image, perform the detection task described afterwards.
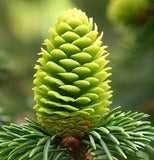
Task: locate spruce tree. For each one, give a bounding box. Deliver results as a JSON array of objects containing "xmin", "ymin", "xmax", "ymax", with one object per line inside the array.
[{"xmin": 0, "ymin": 8, "xmax": 153, "ymax": 160}]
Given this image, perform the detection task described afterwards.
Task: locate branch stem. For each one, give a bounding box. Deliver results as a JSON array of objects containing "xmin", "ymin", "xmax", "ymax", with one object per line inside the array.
[{"xmin": 71, "ymin": 143, "xmax": 95, "ymax": 160}]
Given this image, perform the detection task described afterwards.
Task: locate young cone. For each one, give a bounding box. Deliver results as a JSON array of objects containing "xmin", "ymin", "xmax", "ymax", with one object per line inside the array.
[
  {"xmin": 107, "ymin": 0, "xmax": 152, "ymax": 26},
  {"xmin": 33, "ymin": 8, "xmax": 112, "ymax": 139}
]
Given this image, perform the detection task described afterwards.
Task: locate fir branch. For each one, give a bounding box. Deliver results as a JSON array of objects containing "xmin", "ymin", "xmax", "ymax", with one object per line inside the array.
[
  {"xmin": 0, "ymin": 107, "xmax": 153, "ymax": 160},
  {"xmin": 83, "ymin": 107, "xmax": 154, "ymax": 160},
  {"xmin": 0, "ymin": 8, "xmax": 153, "ymax": 160},
  {"xmin": 0, "ymin": 118, "xmax": 69, "ymax": 160}
]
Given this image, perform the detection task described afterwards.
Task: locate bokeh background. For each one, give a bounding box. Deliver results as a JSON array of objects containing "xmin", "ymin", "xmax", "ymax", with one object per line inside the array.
[{"xmin": 0, "ymin": 0, "xmax": 153, "ymax": 126}]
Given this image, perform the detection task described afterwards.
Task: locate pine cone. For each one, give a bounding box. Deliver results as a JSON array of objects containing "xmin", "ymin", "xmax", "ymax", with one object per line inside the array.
[
  {"xmin": 33, "ymin": 8, "xmax": 112, "ymax": 139},
  {"xmin": 107, "ymin": 0, "xmax": 150, "ymax": 26}
]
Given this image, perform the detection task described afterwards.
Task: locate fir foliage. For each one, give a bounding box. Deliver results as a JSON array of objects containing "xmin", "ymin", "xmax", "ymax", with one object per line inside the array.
[
  {"xmin": 0, "ymin": 108, "xmax": 153, "ymax": 160},
  {"xmin": 84, "ymin": 107, "xmax": 154, "ymax": 160},
  {"xmin": 0, "ymin": 118, "xmax": 70, "ymax": 160}
]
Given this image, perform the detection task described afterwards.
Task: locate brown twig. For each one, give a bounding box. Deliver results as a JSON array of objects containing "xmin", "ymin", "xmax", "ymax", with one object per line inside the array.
[{"xmin": 62, "ymin": 136, "xmax": 95, "ymax": 160}]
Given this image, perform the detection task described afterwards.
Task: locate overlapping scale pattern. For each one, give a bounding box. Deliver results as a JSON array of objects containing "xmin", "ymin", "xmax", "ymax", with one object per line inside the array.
[{"xmin": 33, "ymin": 8, "xmax": 112, "ymax": 138}]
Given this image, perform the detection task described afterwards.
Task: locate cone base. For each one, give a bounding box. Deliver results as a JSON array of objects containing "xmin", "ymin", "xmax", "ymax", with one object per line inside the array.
[{"xmin": 41, "ymin": 116, "xmax": 95, "ymax": 138}]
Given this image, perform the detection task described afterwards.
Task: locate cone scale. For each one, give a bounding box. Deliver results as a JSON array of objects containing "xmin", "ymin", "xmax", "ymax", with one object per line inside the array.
[{"xmin": 33, "ymin": 8, "xmax": 112, "ymax": 139}]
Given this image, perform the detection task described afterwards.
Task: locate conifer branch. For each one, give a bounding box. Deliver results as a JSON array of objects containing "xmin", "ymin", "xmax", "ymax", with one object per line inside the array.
[{"xmin": 0, "ymin": 8, "xmax": 153, "ymax": 160}]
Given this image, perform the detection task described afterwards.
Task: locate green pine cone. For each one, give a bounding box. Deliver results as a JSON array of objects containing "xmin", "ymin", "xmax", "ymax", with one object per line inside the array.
[
  {"xmin": 107, "ymin": 0, "xmax": 150, "ymax": 26},
  {"xmin": 33, "ymin": 8, "xmax": 112, "ymax": 138}
]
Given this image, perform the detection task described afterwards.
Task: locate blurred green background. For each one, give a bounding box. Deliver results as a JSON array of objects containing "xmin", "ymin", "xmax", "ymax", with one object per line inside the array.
[{"xmin": 0, "ymin": 0, "xmax": 153, "ymax": 127}]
